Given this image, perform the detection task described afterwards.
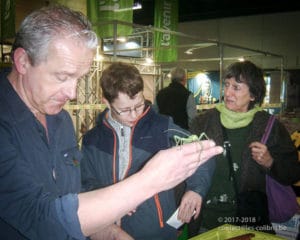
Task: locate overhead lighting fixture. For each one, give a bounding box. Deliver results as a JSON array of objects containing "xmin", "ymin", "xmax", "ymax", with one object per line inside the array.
[
  {"xmin": 117, "ymin": 37, "xmax": 126, "ymax": 42},
  {"xmin": 133, "ymin": 2, "xmax": 142, "ymax": 10},
  {"xmin": 184, "ymin": 43, "xmax": 217, "ymax": 55},
  {"xmin": 185, "ymin": 49, "xmax": 193, "ymax": 55},
  {"xmin": 114, "ymin": 2, "xmax": 142, "ymax": 12}
]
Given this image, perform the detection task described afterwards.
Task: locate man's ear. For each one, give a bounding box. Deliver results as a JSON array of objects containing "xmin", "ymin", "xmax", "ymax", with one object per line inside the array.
[{"xmin": 13, "ymin": 48, "xmax": 31, "ymax": 74}]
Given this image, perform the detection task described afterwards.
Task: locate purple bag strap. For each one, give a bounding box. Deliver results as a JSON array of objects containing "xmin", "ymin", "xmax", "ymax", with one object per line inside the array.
[{"xmin": 261, "ymin": 115, "xmax": 276, "ymax": 144}]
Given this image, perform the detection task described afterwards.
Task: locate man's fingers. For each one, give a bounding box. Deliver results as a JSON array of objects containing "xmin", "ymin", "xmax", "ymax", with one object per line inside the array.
[
  {"xmin": 182, "ymin": 141, "xmax": 222, "ymax": 178},
  {"xmin": 198, "ymin": 144, "xmax": 223, "ymax": 163}
]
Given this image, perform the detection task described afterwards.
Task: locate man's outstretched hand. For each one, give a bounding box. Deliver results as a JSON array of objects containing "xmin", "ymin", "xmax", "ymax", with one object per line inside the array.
[{"xmin": 141, "ymin": 140, "xmax": 223, "ymax": 193}]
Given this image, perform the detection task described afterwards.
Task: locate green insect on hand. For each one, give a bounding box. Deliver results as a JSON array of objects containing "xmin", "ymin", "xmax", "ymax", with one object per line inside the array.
[{"xmin": 174, "ymin": 132, "xmax": 209, "ymax": 146}]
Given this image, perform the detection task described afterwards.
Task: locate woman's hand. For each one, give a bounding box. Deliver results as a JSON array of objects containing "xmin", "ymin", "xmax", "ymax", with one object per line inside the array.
[
  {"xmin": 177, "ymin": 190, "xmax": 202, "ymax": 223},
  {"xmin": 249, "ymin": 141, "xmax": 273, "ymax": 168}
]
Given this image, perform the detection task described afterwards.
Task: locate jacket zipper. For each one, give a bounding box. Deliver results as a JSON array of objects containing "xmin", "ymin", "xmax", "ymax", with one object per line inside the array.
[
  {"xmin": 129, "ymin": 107, "xmax": 165, "ymax": 228},
  {"xmin": 154, "ymin": 194, "xmax": 164, "ymax": 228},
  {"xmin": 103, "ymin": 118, "xmax": 118, "ymax": 184}
]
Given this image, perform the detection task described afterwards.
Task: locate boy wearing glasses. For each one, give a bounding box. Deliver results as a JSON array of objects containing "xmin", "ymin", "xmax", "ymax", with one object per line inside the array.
[{"xmin": 80, "ymin": 62, "xmax": 214, "ymax": 239}]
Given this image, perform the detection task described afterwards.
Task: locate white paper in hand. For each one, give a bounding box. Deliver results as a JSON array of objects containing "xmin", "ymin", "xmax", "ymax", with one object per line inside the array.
[{"xmin": 166, "ymin": 208, "xmax": 184, "ymax": 229}]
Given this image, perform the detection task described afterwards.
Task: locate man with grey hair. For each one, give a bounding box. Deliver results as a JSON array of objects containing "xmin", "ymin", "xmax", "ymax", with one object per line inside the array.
[{"xmin": 155, "ymin": 66, "xmax": 197, "ymax": 130}]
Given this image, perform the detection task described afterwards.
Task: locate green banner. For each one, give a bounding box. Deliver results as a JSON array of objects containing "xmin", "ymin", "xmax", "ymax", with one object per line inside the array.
[
  {"xmin": 154, "ymin": 0, "xmax": 178, "ymax": 63},
  {"xmin": 54, "ymin": 0, "xmax": 86, "ymax": 13},
  {"xmin": 97, "ymin": 0, "xmax": 133, "ymax": 38},
  {"xmin": 1, "ymin": 0, "xmax": 15, "ymax": 40},
  {"xmin": 86, "ymin": 0, "xmax": 100, "ymax": 37}
]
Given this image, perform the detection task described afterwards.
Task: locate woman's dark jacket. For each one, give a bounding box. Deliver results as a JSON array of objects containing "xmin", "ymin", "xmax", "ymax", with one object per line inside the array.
[
  {"xmin": 190, "ymin": 108, "xmax": 300, "ymax": 193},
  {"xmin": 190, "ymin": 108, "xmax": 300, "ymax": 230}
]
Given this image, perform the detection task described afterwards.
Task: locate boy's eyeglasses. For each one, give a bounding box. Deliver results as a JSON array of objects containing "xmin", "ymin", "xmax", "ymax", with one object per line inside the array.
[{"xmin": 111, "ymin": 102, "xmax": 145, "ymax": 116}]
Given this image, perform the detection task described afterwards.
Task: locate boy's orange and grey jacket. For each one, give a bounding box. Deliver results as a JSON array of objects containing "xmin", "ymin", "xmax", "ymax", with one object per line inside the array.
[{"xmin": 80, "ymin": 106, "xmax": 215, "ymax": 240}]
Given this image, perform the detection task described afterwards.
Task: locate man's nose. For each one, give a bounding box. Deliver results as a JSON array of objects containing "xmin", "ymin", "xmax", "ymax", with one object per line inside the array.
[
  {"xmin": 129, "ymin": 109, "xmax": 138, "ymax": 118},
  {"xmin": 64, "ymin": 80, "xmax": 77, "ymax": 100}
]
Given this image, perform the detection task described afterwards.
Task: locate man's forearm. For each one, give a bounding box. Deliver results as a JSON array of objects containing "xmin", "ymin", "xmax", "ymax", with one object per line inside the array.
[
  {"xmin": 78, "ymin": 140, "xmax": 223, "ymax": 237},
  {"xmin": 78, "ymin": 170, "xmax": 153, "ymax": 236}
]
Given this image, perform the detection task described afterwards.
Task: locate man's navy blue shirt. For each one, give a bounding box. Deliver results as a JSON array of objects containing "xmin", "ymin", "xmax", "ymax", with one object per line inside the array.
[{"xmin": 0, "ymin": 69, "xmax": 85, "ymax": 239}]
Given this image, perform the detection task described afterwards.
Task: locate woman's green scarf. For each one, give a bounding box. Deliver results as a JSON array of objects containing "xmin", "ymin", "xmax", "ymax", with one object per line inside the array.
[{"xmin": 215, "ymin": 103, "xmax": 262, "ymax": 129}]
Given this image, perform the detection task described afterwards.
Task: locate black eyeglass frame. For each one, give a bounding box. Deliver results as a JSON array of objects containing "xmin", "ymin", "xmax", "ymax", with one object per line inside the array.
[{"xmin": 110, "ymin": 101, "xmax": 145, "ymax": 116}]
